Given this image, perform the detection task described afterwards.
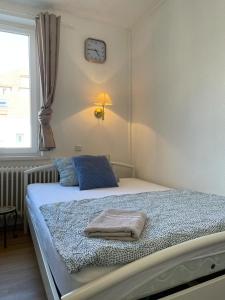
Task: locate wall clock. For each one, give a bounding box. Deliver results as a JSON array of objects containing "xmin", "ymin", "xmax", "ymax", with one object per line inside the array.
[{"xmin": 85, "ymin": 38, "xmax": 106, "ymax": 63}]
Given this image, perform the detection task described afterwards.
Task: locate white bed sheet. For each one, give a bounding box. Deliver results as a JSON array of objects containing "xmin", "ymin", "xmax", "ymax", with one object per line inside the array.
[
  {"xmin": 28, "ymin": 178, "xmax": 168, "ymax": 207},
  {"xmin": 27, "ymin": 178, "xmax": 169, "ymax": 294}
]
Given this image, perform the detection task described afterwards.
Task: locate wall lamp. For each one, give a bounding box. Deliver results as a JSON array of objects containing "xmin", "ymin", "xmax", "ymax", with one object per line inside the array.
[{"xmin": 94, "ymin": 92, "xmax": 112, "ymax": 120}]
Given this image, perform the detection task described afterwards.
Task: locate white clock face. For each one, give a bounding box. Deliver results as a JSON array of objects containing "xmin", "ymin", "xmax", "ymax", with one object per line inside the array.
[{"xmin": 85, "ymin": 38, "xmax": 106, "ymax": 63}]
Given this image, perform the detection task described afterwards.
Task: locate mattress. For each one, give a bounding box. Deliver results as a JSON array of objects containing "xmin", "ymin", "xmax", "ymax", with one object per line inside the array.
[{"xmin": 26, "ymin": 178, "xmax": 225, "ymax": 298}]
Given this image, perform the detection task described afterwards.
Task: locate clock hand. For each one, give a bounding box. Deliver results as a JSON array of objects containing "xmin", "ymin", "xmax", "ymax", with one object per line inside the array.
[
  {"xmin": 95, "ymin": 50, "xmax": 100, "ymax": 57},
  {"xmin": 88, "ymin": 48, "xmax": 100, "ymax": 57}
]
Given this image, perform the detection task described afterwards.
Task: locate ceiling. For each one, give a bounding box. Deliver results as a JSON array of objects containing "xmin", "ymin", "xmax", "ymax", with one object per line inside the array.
[{"xmin": 4, "ymin": 0, "xmax": 159, "ymax": 29}]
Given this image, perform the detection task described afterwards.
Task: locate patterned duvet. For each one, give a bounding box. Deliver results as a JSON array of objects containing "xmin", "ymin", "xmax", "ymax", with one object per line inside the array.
[{"xmin": 40, "ymin": 190, "xmax": 225, "ymax": 273}]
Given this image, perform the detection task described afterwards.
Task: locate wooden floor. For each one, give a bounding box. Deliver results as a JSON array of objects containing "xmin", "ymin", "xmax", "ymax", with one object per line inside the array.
[{"xmin": 0, "ymin": 228, "xmax": 46, "ymax": 300}]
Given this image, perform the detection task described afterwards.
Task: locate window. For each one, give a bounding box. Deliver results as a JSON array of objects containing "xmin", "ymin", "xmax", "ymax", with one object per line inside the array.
[{"xmin": 0, "ymin": 21, "xmax": 39, "ymax": 155}]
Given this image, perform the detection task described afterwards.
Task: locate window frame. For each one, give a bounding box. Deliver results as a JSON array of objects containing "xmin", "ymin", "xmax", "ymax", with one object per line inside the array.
[{"xmin": 0, "ymin": 20, "xmax": 40, "ymax": 156}]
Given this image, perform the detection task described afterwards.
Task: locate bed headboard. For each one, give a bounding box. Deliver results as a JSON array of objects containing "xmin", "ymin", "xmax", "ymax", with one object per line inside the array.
[{"xmin": 24, "ymin": 161, "xmax": 135, "ymax": 194}]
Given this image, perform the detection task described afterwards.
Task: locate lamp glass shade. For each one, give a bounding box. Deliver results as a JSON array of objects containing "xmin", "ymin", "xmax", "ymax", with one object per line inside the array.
[{"xmin": 94, "ymin": 92, "xmax": 112, "ymax": 106}]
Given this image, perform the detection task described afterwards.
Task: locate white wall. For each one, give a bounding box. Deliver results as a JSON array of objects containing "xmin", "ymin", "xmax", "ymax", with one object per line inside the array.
[
  {"xmin": 52, "ymin": 13, "xmax": 131, "ymax": 162},
  {"xmin": 0, "ymin": 2, "xmax": 131, "ymax": 163},
  {"xmin": 132, "ymin": 0, "xmax": 225, "ymax": 195}
]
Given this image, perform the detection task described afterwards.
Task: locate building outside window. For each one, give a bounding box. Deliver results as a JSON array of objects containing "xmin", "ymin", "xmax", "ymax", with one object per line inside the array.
[{"xmin": 0, "ymin": 21, "xmax": 39, "ymax": 155}]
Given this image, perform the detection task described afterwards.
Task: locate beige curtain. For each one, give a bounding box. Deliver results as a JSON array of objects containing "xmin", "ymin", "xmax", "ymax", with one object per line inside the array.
[{"xmin": 35, "ymin": 12, "xmax": 61, "ymax": 151}]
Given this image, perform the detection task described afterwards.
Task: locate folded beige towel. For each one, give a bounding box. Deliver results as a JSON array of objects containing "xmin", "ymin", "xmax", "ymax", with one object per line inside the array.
[{"xmin": 84, "ymin": 209, "xmax": 147, "ymax": 241}]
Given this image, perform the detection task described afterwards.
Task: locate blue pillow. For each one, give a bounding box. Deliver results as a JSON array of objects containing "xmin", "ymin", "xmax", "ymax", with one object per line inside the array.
[
  {"xmin": 73, "ymin": 155, "xmax": 118, "ymax": 190},
  {"xmin": 54, "ymin": 157, "xmax": 79, "ymax": 186}
]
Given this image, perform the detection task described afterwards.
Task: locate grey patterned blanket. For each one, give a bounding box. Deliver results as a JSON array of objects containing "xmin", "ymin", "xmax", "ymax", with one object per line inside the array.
[{"xmin": 40, "ymin": 190, "xmax": 225, "ymax": 273}]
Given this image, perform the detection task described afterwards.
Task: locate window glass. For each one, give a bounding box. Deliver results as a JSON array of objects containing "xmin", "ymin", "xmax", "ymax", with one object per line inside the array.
[{"xmin": 0, "ymin": 26, "xmax": 37, "ymax": 154}]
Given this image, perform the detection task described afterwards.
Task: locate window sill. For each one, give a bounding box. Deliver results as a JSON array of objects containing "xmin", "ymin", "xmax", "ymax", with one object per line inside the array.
[{"xmin": 0, "ymin": 154, "xmax": 50, "ymax": 162}]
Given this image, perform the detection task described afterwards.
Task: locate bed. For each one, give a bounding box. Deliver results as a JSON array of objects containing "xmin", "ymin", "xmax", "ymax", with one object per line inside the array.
[{"xmin": 24, "ymin": 162, "xmax": 225, "ymax": 300}]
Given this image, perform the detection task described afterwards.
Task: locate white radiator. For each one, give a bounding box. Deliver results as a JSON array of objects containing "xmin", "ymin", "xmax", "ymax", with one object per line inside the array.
[{"xmin": 0, "ymin": 165, "xmax": 58, "ymax": 220}]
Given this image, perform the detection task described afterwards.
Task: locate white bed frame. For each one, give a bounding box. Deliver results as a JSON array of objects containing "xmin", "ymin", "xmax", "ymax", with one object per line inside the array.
[{"xmin": 24, "ymin": 162, "xmax": 225, "ymax": 300}]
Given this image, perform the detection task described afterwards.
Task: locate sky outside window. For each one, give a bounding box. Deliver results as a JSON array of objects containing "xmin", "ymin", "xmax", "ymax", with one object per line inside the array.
[{"xmin": 0, "ymin": 30, "xmax": 31, "ymax": 148}]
